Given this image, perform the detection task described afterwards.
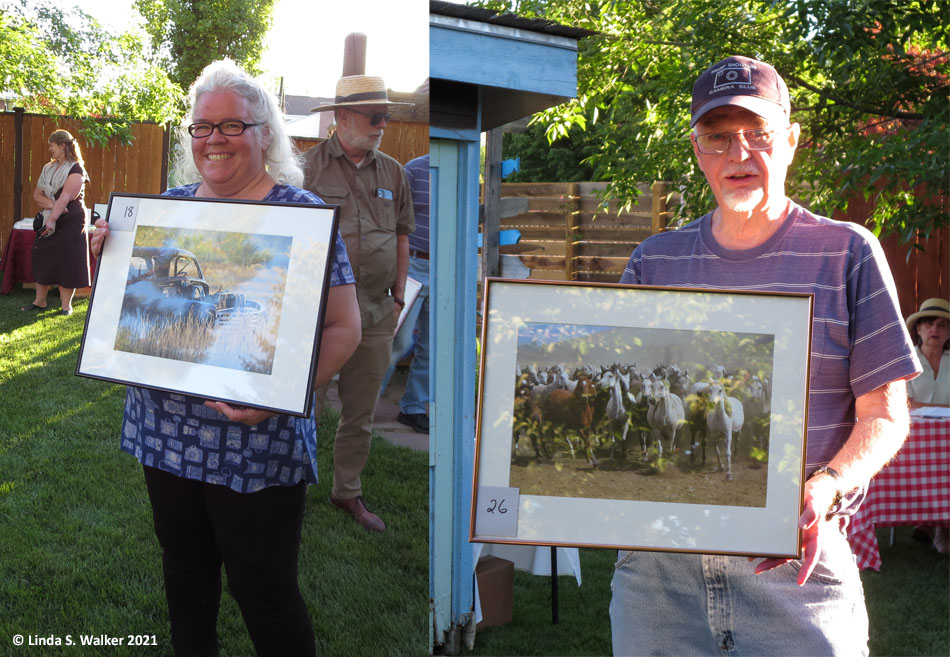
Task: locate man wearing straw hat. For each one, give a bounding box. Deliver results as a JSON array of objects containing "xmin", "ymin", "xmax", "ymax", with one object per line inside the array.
[{"xmin": 303, "ymin": 75, "xmax": 414, "ymax": 532}]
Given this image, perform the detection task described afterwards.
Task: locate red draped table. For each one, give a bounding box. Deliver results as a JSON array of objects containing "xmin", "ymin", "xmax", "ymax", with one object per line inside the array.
[
  {"xmin": 846, "ymin": 416, "xmax": 950, "ymax": 570},
  {"xmin": 1, "ymin": 226, "xmax": 37, "ymax": 294},
  {"xmin": 1, "ymin": 225, "xmax": 96, "ymax": 295}
]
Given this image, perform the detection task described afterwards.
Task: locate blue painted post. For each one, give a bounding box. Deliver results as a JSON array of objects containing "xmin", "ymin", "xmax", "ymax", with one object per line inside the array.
[{"xmin": 429, "ymin": 136, "xmax": 478, "ymax": 652}]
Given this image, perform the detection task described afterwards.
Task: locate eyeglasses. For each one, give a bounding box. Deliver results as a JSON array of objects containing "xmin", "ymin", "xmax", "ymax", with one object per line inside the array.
[
  {"xmin": 693, "ymin": 129, "xmax": 777, "ymax": 154},
  {"xmin": 187, "ymin": 120, "xmax": 262, "ymax": 138},
  {"xmin": 347, "ymin": 109, "xmax": 392, "ymax": 126}
]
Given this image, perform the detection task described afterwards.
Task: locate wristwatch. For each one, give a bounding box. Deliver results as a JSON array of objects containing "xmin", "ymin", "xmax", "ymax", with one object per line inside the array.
[{"xmin": 811, "ymin": 465, "xmax": 844, "ymax": 520}]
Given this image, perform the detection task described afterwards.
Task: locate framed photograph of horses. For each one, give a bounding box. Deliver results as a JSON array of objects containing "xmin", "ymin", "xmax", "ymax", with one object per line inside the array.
[
  {"xmin": 471, "ymin": 278, "xmax": 813, "ymax": 558},
  {"xmin": 76, "ymin": 193, "xmax": 340, "ymax": 418}
]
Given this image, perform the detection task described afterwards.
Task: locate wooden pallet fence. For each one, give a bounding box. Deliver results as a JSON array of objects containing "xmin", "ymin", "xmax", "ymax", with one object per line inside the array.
[
  {"xmin": 489, "ymin": 181, "xmax": 675, "ymax": 282},
  {"xmin": 482, "ymin": 180, "xmax": 946, "ymax": 318}
]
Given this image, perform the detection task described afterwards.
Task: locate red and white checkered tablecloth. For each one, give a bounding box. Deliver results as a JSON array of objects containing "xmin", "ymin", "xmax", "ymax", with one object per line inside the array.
[{"xmin": 847, "ymin": 417, "xmax": 950, "ymax": 570}]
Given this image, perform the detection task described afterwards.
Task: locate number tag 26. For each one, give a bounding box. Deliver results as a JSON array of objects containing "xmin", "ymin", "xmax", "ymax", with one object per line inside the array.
[{"xmin": 474, "ymin": 486, "xmax": 519, "ymax": 538}]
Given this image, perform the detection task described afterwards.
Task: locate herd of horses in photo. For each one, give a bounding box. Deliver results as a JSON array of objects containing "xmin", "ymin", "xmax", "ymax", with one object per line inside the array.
[{"xmin": 512, "ymin": 361, "xmax": 773, "ymax": 481}]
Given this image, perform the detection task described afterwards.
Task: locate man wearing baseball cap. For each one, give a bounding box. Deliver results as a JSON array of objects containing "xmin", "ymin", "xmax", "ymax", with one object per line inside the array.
[{"xmin": 611, "ymin": 56, "xmax": 921, "ymax": 655}]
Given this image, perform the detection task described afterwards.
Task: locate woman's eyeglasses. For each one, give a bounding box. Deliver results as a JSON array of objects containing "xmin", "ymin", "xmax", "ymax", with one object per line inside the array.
[
  {"xmin": 187, "ymin": 120, "xmax": 262, "ymax": 138},
  {"xmin": 347, "ymin": 109, "xmax": 392, "ymax": 126}
]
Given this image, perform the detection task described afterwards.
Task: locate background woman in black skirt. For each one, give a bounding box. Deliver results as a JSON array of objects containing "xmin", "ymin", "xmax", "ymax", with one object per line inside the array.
[{"xmin": 23, "ymin": 129, "xmax": 90, "ymax": 316}]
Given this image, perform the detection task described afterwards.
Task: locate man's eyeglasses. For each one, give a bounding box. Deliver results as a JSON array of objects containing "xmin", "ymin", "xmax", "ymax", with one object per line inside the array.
[
  {"xmin": 187, "ymin": 120, "xmax": 262, "ymax": 138},
  {"xmin": 693, "ymin": 129, "xmax": 777, "ymax": 154},
  {"xmin": 347, "ymin": 109, "xmax": 392, "ymax": 126}
]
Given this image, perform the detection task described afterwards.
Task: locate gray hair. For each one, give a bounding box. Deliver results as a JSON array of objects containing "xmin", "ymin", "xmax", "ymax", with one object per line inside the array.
[{"xmin": 171, "ymin": 59, "xmax": 303, "ymax": 188}]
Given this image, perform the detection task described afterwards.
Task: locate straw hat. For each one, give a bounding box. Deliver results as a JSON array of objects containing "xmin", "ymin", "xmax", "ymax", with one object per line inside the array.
[
  {"xmin": 310, "ymin": 75, "xmax": 413, "ymax": 112},
  {"xmin": 906, "ymin": 298, "xmax": 950, "ymax": 332}
]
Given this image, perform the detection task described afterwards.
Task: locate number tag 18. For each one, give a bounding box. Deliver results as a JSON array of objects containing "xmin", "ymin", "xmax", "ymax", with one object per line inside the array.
[
  {"xmin": 108, "ymin": 197, "xmax": 139, "ymax": 232},
  {"xmin": 474, "ymin": 486, "xmax": 520, "ymax": 538}
]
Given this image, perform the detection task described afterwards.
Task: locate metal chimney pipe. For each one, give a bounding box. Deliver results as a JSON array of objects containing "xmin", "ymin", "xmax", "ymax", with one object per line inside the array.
[{"xmin": 342, "ymin": 33, "xmax": 367, "ymax": 76}]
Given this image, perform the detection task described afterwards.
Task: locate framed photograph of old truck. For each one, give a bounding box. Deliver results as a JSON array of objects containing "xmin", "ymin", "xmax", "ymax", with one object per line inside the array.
[
  {"xmin": 471, "ymin": 278, "xmax": 813, "ymax": 558},
  {"xmin": 76, "ymin": 193, "xmax": 340, "ymax": 417}
]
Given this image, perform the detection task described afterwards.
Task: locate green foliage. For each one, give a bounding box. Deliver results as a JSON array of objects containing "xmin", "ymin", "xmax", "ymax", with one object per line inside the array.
[
  {"xmin": 135, "ymin": 0, "xmax": 277, "ymax": 90},
  {"xmin": 136, "ymin": 227, "xmax": 274, "ymax": 269},
  {"xmin": 487, "ymin": 0, "xmax": 949, "ymax": 243},
  {"xmin": 218, "ymin": 233, "xmax": 272, "ymax": 268},
  {"xmin": 503, "ymin": 122, "xmax": 597, "ymax": 182},
  {"xmin": 0, "ymin": 0, "xmax": 183, "ymax": 145}
]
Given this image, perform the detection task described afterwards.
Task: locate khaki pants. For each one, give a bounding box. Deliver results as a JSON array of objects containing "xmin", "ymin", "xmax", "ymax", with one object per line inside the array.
[{"xmin": 314, "ymin": 311, "xmax": 397, "ymax": 500}]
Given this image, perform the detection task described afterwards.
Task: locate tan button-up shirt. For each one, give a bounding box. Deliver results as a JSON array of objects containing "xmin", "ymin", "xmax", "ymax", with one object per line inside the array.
[{"xmin": 303, "ymin": 134, "xmax": 414, "ymax": 328}]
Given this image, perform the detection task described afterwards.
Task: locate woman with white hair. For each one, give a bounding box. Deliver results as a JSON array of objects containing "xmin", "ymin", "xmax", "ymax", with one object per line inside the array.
[
  {"xmin": 92, "ymin": 59, "xmax": 362, "ymax": 656},
  {"xmin": 23, "ymin": 129, "xmax": 91, "ymax": 315}
]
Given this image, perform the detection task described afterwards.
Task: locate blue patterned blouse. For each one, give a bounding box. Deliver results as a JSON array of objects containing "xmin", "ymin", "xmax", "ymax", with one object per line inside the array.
[{"xmin": 119, "ymin": 183, "xmax": 355, "ymax": 492}]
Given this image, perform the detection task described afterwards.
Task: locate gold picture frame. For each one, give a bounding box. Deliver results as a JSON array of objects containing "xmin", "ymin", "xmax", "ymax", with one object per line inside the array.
[{"xmin": 471, "ymin": 278, "xmax": 813, "ymax": 558}]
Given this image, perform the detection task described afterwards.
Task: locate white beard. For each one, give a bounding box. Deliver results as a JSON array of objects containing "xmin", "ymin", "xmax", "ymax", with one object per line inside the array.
[
  {"xmin": 352, "ymin": 133, "xmax": 383, "ymax": 153},
  {"xmin": 721, "ymin": 187, "xmax": 764, "ymax": 213}
]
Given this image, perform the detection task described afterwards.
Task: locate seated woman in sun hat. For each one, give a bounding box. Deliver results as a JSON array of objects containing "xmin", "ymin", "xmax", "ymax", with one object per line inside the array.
[
  {"xmin": 905, "ymin": 297, "xmax": 950, "ymax": 407},
  {"xmin": 904, "ymin": 297, "xmax": 949, "ymax": 553}
]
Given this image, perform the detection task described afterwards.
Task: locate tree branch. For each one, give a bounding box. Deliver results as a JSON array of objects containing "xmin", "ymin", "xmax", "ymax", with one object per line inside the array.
[
  {"xmin": 784, "ymin": 72, "xmax": 926, "ymax": 120},
  {"xmin": 905, "ymin": 52, "xmax": 949, "ymax": 71}
]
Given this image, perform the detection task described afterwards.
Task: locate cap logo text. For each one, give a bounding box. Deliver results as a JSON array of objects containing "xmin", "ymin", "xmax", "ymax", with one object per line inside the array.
[{"xmin": 714, "ymin": 68, "xmax": 751, "ymax": 88}]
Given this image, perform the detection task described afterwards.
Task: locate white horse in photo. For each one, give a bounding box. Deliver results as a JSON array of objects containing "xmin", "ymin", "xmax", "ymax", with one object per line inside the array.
[
  {"xmin": 647, "ymin": 378, "xmax": 686, "ymax": 460},
  {"xmin": 600, "ymin": 369, "xmax": 631, "ymax": 459},
  {"xmin": 706, "ymin": 382, "xmax": 744, "ymax": 480}
]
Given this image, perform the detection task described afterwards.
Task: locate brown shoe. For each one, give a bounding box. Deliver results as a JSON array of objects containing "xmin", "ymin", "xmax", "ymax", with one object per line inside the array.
[{"xmin": 330, "ymin": 495, "xmax": 386, "ymax": 532}]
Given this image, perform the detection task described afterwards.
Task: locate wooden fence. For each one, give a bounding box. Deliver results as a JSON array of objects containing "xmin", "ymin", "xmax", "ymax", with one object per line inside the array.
[
  {"xmin": 1, "ymin": 111, "xmax": 429, "ymax": 257},
  {"xmin": 0, "ymin": 110, "xmax": 168, "ymax": 254},
  {"xmin": 832, "ymin": 193, "xmax": 948, "ymax": 321},
  {"xmin": 489, "ymin": 181, "xmax": 947, "ymax": 318},
  {"xmin": 490, "ymin": 181, "xmax": 678, "ymax": 282}
]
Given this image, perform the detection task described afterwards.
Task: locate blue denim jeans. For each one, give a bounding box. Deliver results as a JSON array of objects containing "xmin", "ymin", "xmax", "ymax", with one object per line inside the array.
[
  {"xmin": 609, "ymin": 527, "xmax": 868, "ymax": 656},
  {"xmin": 380, "ymin": 254, "xmax": 430, "ymax": 415}
]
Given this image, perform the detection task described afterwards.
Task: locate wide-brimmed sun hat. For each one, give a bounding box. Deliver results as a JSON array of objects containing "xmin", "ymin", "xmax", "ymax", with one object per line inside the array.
[
  {"xmin": 310, "ymin": 75, "xmax": 413, "ymax": 112},
  {"xmin": 905, "ymin": 297, "xmax": 950, "ymax": 332}
]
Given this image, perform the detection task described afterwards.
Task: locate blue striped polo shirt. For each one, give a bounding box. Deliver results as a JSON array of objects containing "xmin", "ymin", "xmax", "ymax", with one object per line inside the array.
[
  {"xmin": 404, "ymin": 155, "xmax": 430, "ymax": 255},
  {"xmin": 620, "ymin": 203, "xmax": 920, "ymax": 476}
]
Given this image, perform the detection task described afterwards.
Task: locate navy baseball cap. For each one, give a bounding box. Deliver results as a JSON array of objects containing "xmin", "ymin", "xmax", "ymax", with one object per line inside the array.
[{"xmin": 690, "ymin": 56, "xmax": 790, "ymax": 128}]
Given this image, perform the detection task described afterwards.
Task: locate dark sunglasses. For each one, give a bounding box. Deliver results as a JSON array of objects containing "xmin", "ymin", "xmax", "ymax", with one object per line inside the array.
[
  {"xmin": 187, "ymin": 120, "xmax": 262, "ymax": 138},
  {"xmin": 348, "ymin": 109, "xmax": 392, "ymax": 126}
]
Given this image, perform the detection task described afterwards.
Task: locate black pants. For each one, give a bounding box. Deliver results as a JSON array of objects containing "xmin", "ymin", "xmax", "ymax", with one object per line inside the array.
[{"xmin": 143, "ymin": 466, "xmax": 315, "ymax": 657}]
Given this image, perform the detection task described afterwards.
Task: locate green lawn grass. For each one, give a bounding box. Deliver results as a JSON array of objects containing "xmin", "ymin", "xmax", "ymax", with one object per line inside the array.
[
  {"xmin": 0, "ymin": 289, "xmax": 428, "ymax": 657},
  {"xmin": 3, "ymin": 286, "xmax": 947, "ymax": 657}
]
